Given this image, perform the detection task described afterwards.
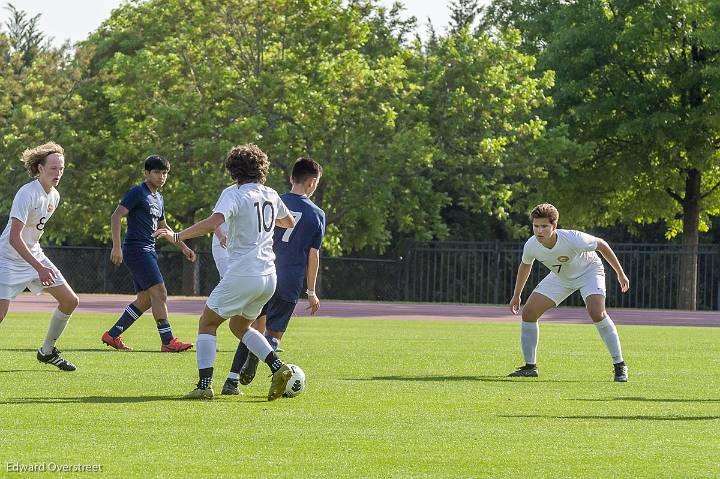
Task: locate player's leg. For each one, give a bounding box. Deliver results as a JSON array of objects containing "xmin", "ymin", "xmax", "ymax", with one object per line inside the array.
[
  {"xmin": 223, "ymin": 312, "xmax": 265, "ymax": 395},
  {"xmin": 508, "ymin": 292, "xmax": 555, "ymax": 377},
  {"xmin": 184, "ymin": 305, "xmax": 226, "ymax": 399},
  {"xmin": 0, "ymin": 300, "xmax": 9, "ymax": 324},
  {"xmin": 228, "ymin": 313, "xmax": 292, "ymax": 401},
  {"xmin": 509, "ymin": 274, "xmax": 573, "ymax": 378},
  {"xmin": 145, "ymin": 282, "xmax": 192, "ymax": 352},
  {"xmin": 37, "ymin": 282, "xmax": 79, "ymax": 371},
  {"xmin": 265, "ymin": 299, "xmax": 296, "ymax": 350},
  {"xmin": 102, "ymin": 290, "xmax": 149, "ymax": 351},
  {"xmin": 584, "ymin": 292, "xmax": 627, "ymax": 382}
]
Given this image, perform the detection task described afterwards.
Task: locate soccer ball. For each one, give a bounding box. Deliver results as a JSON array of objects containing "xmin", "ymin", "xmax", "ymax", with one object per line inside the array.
[{"xmin": 283, "ymin": 364, "xmax": 305, "ymax": 398}]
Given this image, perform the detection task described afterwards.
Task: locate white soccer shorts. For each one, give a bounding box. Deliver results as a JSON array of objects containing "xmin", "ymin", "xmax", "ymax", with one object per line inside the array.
[
  {"xmin": 211, "ymin": 244, "xmax": 229, "ymax": 279},
  {"xmin": 0, "ymin": 256, "xmax": 66, "ymax": 300},
  {"xmin": 207, "ymin": 272, "xmax": 276, "ymax": 320},
  {"xmin": 533, "ymin": 266, "xmax": 606, "ymax": 306}
]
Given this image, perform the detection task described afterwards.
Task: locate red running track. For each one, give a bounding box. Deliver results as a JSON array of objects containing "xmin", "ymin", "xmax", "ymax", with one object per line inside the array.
[{"xmin": 8, "ymin": 293, "xmax": 720, "ymax": 327}]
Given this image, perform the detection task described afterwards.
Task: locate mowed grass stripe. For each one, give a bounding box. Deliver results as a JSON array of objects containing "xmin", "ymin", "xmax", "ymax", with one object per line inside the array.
[{"xmin": 0, "ymin": 313, "xmax": 717, "ymax": 478}]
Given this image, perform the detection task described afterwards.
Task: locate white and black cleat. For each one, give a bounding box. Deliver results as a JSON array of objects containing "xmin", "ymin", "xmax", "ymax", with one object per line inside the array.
[
  {"xmin": 613, "ymin": 363, "xmax": 628, "ymax": 382},
  {"xmin": 37, "ymin": 347, "xmax": 77, "ymax": 371}
]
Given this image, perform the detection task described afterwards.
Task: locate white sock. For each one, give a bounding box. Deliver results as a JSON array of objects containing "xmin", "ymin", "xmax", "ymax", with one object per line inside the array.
[
  {"xmin": 242, "ymin": 328, "xmax": 273, "ymax": 361},
  {"xmin": 595, "ymin": 317, "xmax": 624, "ymax": 364},
  {"xmin": 196, "ymin": 334, "xmax": 217, "ymax": 369},
  {"xmin": 41, "ymin": 309, "xmax": 71, "ymax": 355},
  {"xmin": 521, "ymin": 321, "xmax": 539, "ymax": 365},
  {"xmin": 227, "ymin": 372, "xmax": 240, "ymax": 381}
]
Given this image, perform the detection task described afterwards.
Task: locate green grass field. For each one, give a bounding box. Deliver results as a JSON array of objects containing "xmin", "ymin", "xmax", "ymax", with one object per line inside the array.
[{"xmin": 0, "ymin": 312, "xmax": 718, "ymax": 478}]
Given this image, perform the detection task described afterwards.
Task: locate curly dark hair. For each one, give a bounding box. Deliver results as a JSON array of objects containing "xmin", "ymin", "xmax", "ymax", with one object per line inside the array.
[{"xmin": 224, "ymin": 144, "xmax": 269, "ymax": 185}]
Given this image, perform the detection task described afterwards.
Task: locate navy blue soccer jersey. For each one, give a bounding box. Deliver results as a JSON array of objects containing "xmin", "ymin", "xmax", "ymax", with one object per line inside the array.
[
  {"xmin": 273, "ymin": 192, "xmax": 325, "ymax": 302},
  {"xmin": 120, "ymin": 182, "xmax": 165, "ymax": 251}
]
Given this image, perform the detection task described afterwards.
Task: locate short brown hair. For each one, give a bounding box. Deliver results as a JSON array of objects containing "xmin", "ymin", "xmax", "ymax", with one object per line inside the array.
[
  {"xmin": 21, "ymin": 142, "xmax": 64, "ymax": 177},
  {"xmin": 530, "ymin": 203, "xmax": 559, "ymax": 225},
  {"xmin": 224, "ymin": 144, "xmax": 269, "ymax": 184}
]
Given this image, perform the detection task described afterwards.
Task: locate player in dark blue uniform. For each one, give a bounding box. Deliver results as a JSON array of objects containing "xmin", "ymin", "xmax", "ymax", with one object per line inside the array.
[
  {"xmin": 222, "ymin": 158, "xmax": 325, "ymax": 395},
  {"xmin": 101, "ymin": 155, "xmax": 195, "ymax": 352}
]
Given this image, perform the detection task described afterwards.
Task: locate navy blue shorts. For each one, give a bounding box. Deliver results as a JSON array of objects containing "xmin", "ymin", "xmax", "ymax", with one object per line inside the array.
[
  {"xmin": 123, "ymin": 248, "xmax": 164, "ymax": 292},
  {"xmin": 263, "ymin": 295, "xmax": 297, "ymax": 333}
]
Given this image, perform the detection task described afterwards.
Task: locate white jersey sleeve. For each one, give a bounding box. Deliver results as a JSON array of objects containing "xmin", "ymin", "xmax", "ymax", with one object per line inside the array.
[
  {"xmin": 9, "ymin": 186, "xmax": 33, "ymax": 225},
  {"xmin": 566, "ymin": 230, "xmax": 598, "ymax": 253},
  {"xmin": 276, "ymin": 196, "xmax": 290, "ymax": 220},
  {"xmin": 212, "ymin": 187, "xmax": 239, "ymax": 221},
  {"xmin": 521, "ymin": 239, "xmax": 536, "ymax": 265}
]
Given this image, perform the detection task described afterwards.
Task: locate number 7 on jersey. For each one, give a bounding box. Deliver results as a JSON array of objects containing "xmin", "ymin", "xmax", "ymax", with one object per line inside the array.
[{"xmin": 281, "ymin": 211, "xmax": 303, "ymax": 242}]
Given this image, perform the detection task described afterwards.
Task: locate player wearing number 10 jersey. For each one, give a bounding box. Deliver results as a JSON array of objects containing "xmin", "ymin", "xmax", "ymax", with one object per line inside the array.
[
  {"xmin": 154, "ymin": 144, "xmax": 298, "ymax": 401},
  {"xmin": 508, "ymin": 203, "xmax": 630, "ymax": 382},
  {"xmin": 222, "ymin": 158, "xmax": 325, "ymax": 395}
]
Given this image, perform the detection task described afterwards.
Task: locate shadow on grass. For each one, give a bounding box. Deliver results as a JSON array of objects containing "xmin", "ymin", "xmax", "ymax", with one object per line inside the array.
[
  {"xmin": 499, "ymin": 414, "xmax": 720, "ymax": 421},
  {"xmin": 0, "ymin": 348, "xmax": 180, "ymax": 354},
  {"xmin": 569, "ymin": 396, "xmax": 720, "ymax": 403},
  {"xmin": 342, "ymin": 375, "xmax": 597, "ymax": 383},
  {"xmin": 0, "ymin": 395, "xmax": 187, "ymax": 404},
  {"xmin": 0, "ymin": 395, "xmax": 277, "ymax": 404},
  {"xmin": 0, "ymin": 369, "xmax": 58, "ymax": 373}
]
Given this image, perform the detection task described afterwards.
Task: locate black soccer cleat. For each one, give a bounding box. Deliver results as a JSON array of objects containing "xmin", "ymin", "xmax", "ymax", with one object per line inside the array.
[
  {"xmin": 508, "ymin": 364, "xmax": 538, "ymax": 377},
  {"xmin": 613, "ymin": 362, "xmax": 628, "ymax": 382},
  {"xmin": 221, "ymin": 379, "xmax": 242, "ymax": 396},
  {"xmin": 37, "ymin": 347, "xmax": 76, "ymax": 371},
  {"xmin": 238, "ymin": 353, "xmax": 260, "ymax": 385}
]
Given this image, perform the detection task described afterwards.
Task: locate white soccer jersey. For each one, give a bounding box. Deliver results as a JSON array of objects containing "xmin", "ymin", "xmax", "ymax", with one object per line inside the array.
[
  {"xmin": 212, "ymin": 183, "xmax": 290, "ymax": 276},
  {"xmin": 521, "ymin": 229, "xmax": 602, "ymax": 280},
  {"xmin": 0, "ymin": 180, "xmax": 60, "ymax": 264}
]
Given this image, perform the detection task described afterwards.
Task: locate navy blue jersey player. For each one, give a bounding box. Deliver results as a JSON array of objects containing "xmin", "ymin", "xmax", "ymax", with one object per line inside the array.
[
  {"xmin": 222, "ymin": 158, "xmax": 325, "ymax": 395},
  {"xmin": 101, "ymin": 155, "xmax": 195, "ymax": 352}
]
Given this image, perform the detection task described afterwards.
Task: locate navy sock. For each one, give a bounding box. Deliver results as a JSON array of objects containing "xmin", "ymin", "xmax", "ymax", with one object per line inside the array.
[
  {"xmin": 108, "ymin": 304, "xmax": 142, "ymax": 338},
  {"xmin": 264, "ymin": 351, "xmax": 283, "ymax": 373},
  {"xmin": 156, "ymin": 319, "xmax": 173, "ymax": 345},
  {"xmin": 230, "ymin": 342, "xmax": 250, "ymax": 375},
  {"xmin": 198, "ymin": 367, "xmax": 213, "ymax": 389}
]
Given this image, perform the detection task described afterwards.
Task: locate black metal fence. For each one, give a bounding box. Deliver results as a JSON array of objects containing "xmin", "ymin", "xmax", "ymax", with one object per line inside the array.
[{"xmin": 42, "ymin": 241, "xmax": 720, "ymax": 310}]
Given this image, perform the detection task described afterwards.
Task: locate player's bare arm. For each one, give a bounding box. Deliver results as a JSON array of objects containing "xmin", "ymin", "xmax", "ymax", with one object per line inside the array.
[
  {"xmin": 596, "ymin": 239, "xmax": 630, "ymax": 293},
  {"xmin": 276, "ymin": 214, "xmax": 295, "ymax": 229},
  {"xmin": 157, "ymin": 219, "xmax": 196, "ymax": 262},
  {"xmin": 110, "ymin": 205, "xmax": 129, "ymax": 265},
  {"xmin": 214, "ymin": 226, "xmax": 227, "ymax": 248},
  {"xmin": 306, "ymin": 247, "xmax": 321, "ymax": 315},
  {"xmin": 8, "ymin": 218, "xmax": 56, "ymax": 286},
  {"xmin": 510, "ymin": 262, "xmax": 533, "ymax": 314},
  {"xmin": 154, "ymin": 212, "xmax": 225, "ymax": 243}
]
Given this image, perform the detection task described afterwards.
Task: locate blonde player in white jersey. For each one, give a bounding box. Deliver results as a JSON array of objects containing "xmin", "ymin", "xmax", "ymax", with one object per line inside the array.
[
  {"xmin": 508, "ymin": 203, "xmax": 630, "ymax": 382},
  {"xmin": 0, "ymin": 143, "xmax": 79, "ymax": 371},
  {"xmin": 154, "ymin": 144, "xmax": 297, "ymax": 400}
]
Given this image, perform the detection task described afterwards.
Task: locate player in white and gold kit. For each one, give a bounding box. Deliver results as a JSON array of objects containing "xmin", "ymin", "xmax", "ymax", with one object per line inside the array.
[
  {"xmin": 508, "ymin": 204, "xmax": 629, "ymax": 382},
  {"xmin": 154, "ymin": 144, "xmax": 298, "ymax": 401},
  {"xmin": 0, "ymin": 143, "xmax": 79, "ymax": 371}
]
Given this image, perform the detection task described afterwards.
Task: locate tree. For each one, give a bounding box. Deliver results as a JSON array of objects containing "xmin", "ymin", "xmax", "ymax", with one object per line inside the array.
[
  {"xmin": 486, "ymin": 0, "xmax": 720, "ymax": 309},
  {"xmin": 414, "ymin": 26, "xmax": 556, "ymax": 240}
]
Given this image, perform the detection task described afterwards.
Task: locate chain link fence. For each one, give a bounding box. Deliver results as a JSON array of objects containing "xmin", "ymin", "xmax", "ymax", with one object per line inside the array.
[{"xmin": 42, "ymin": 242, "xmax": 720, "ymax": 310}]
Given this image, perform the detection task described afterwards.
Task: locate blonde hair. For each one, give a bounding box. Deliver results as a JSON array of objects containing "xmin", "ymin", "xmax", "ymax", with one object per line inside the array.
[
  {"xmin": 21, "ymin": 142, "xmax": 64, "ymax": 177},
  {"xmin": 530, "ymin": 203, "xmax": 559, "ymax": 225}
]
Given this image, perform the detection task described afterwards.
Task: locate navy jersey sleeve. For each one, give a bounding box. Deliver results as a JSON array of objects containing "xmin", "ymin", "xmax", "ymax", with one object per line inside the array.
[
  {"xmin": 120, "ymin": 186, "xmax": 141, "ymax": 211},
  {"xmin": 311, "ymin": 211, "xmax": 325, "ymax": 250},
  {"xmin": 158, "ymin": 195, "xmax": 165, "ymax": 222}
]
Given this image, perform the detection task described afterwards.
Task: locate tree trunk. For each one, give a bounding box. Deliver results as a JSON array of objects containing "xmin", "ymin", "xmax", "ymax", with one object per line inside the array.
[
  {"xmin": 678, "ymin": 169, "xmax": 700, "ymax": 310},
  {"xmin": 182, "ymin": 238, "xmax": 199, "ymax": 296}
]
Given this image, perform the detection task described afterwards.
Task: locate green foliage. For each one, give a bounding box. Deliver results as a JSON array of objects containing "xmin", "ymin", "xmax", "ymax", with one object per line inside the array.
[{"xmin": 487, "ymin": 0, "xmax": 720, "ymax": 237}]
